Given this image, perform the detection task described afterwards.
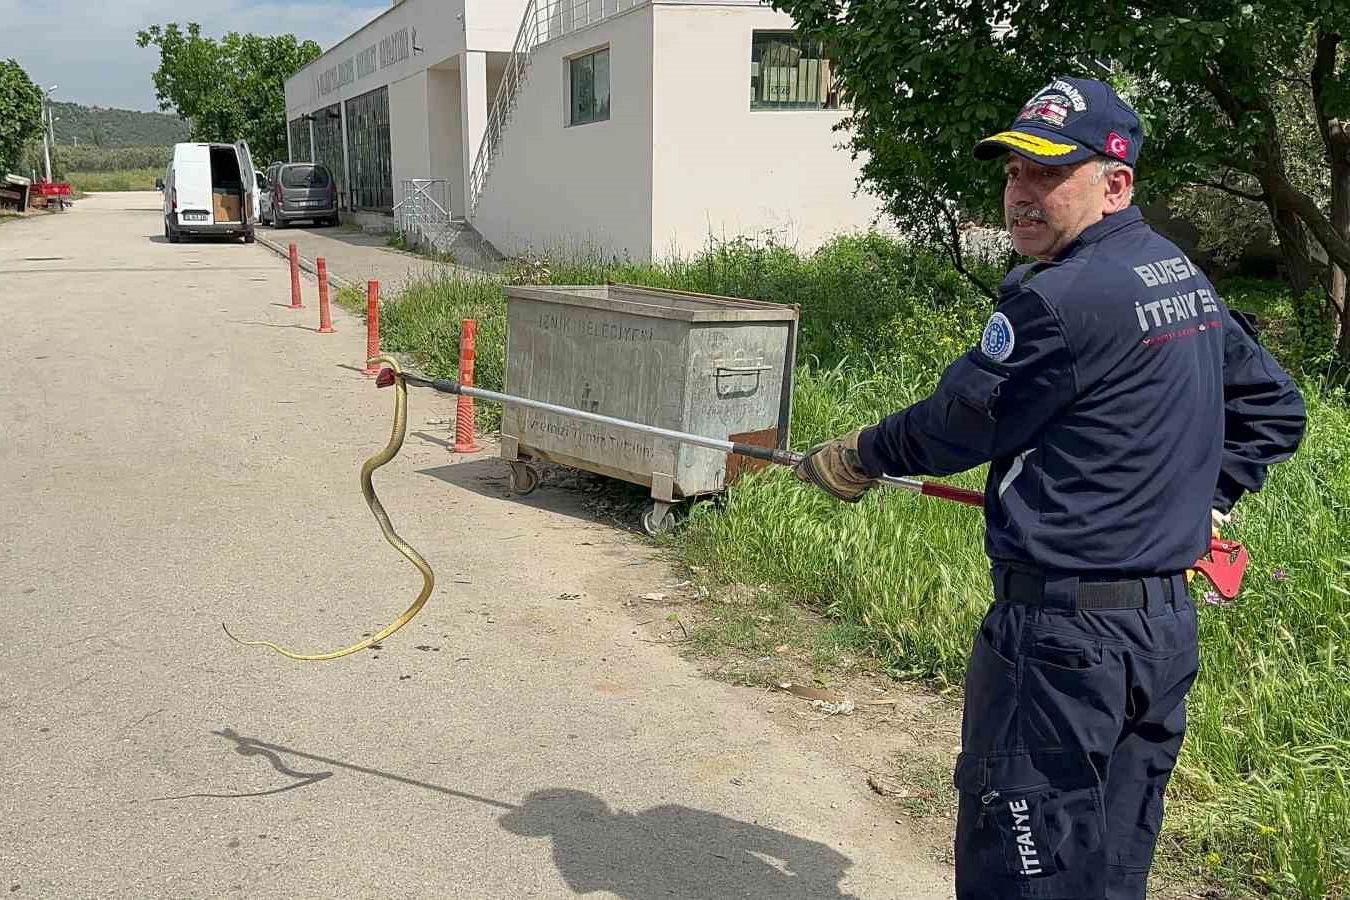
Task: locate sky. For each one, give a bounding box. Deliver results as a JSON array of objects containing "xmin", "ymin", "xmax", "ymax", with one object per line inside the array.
[{"xmin": 0, "ymin": 0, "xmax": 386, "ymax": 113}]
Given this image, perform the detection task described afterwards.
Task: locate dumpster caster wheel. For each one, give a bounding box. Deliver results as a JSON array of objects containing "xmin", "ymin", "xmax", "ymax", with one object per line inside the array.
[
  {"xmin": 508, "ymin": 462, "xmax": 540, "ymax": 496},
  {"xmin": 642, "ymin": 502, "xmax": 678, "ymax": 537}
]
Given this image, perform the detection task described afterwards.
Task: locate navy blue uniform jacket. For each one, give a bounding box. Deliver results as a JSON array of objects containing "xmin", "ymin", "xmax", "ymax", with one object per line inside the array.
[{"xmin": 856, "ymin": 207, "xmax": 1306, "ymax": 577}]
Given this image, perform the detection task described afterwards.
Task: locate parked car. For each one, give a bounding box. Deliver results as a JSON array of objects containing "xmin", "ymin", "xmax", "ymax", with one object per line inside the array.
[
  {"xmin": 258, "ymin": 162, "xmax": 282, "ymax": 226},
  {"xmin": 160, "ymin": 141, "xmax": 260, "ymax": 244},
  {"xmin": 267, "ymin": 162, "xmax": 340, "ymax": 229}
]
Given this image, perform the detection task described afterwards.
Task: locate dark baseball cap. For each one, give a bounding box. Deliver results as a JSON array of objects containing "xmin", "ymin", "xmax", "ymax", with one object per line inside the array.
[{"xmin": 974, "ymin": 76, "xmax": 1143, "ymax": 167}]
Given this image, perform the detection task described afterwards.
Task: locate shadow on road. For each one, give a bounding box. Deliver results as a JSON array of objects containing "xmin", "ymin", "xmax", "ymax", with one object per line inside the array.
[
  {"xmin": 416, "ymin": 457, "xmax": 654, "ymax": 532},
  {"xmin": 165, "ymin": 729, "xmax": 861, "ymax": 899}
]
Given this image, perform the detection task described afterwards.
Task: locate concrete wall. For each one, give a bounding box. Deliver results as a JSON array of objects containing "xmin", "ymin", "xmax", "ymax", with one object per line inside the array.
[
  {"xmin": 473, "ymin": 5, "xmax": 656, "ymax": 260},
  {"xmin": 650, "ymin": 3, "xmax": 883, "ymax": 255},
  {"xmin": 390, "ymin": 70, "xmax": 432, "ymax": 208},
  {"xmin": 466, "ymin": 0, "xmax": 531, "ymax": 53},
  {"xmin": 428, "ymin": 67, "xmax": 464, "ymax": 215}
]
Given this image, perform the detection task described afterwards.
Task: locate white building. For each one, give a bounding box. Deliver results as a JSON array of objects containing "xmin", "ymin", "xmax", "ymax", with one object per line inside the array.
[{"xmin": 283, "ymin": 0, "xmax": 885, "ymax": 262}]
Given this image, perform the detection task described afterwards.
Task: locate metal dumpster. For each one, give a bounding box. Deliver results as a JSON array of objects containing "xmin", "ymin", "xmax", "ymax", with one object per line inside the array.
[{"xmin": 499, "ymin": 283, "xmax": 800, "ymax": 534}]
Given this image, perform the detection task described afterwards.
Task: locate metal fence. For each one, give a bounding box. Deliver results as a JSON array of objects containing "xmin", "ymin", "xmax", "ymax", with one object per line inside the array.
[
  {"xmin": 394, "ymin": 179, "xmax": 454, "ymax": 250},
  {"xmin": 468, "ymin": 0, "xmax": 647, "ymax": 219}
]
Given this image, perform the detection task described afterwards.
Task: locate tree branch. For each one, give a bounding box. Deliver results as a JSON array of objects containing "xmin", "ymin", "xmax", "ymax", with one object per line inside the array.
[
  {"xmin": 1266, "ymin": 173, "xmax": 1350, "ymax": 277},
  {"xmin": 1194, "ymin": 179, "xmax": 1267, "ymax": 203},
  {"xmin": 1204, "ymin": 68, "xmax": 1251, "ymax": 129},
  {"xmin": 940, "ymin": 205, "xmax": 998, "ymax": 303},
  {"xmin": 1310, "ymin": 31, "xmax": 1342, "ymax": 161}
]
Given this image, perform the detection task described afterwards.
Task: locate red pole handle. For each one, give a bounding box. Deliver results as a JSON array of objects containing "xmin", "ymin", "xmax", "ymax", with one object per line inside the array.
[{"xmin": 920, "ymin": 481, "xmax": 984, "ymax": 506}]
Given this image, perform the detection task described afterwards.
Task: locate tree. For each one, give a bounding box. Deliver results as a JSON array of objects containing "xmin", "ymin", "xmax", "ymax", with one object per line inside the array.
[
  {"xmin": 0, "ymin": 59, "xmax": 44, "ymax": 175},
  {"xmin": 767, "ymin": 1, "xmax": 1350, "ymax": 369},
  {"xmin": 136, "ymin": 23, "xmax": 321, "ymax": 166}
]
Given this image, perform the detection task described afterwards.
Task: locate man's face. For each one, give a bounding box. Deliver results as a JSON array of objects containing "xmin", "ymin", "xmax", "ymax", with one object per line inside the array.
[{"xmin": 1003, "ymin": 155, "xmax": 1128, "ymax": 260}]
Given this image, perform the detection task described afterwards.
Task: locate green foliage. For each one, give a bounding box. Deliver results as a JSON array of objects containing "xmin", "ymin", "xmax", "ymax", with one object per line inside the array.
[
  {"xmin": 136, "ymin": 23, "xmax": 321, "ymax": 165},
  {"xmin": 25, "ymin": 145, "xmax": 174, "ymax": 176},
  {"xmin": 516, "ymin": 233, "xmax": 995, "ymax": 368},
  {"xmin": 1221, "ymin": 276, "xmax": 1338, "ymax": 377},
  {"xmin": 335, "ymin": 276, "xmax": 509, "ymax": 430},
  {"xmin": 767, "ymin": 0, "xmax": 1350, "ymax": 349},
  {"xmin": 0, "ymin": 59, "xmax": 43, "ymax": 174},
  {"xmin": 46, "ymin": 101, "xmax": 188, "ymax": 148},
  {"xmin": 64, "ymin": 169, "xmax": 163, "ymax": 193}
]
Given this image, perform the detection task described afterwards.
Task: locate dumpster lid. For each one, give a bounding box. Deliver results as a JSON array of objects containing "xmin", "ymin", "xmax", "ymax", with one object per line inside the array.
[{"xmin": 503, "ymin": 283, "xmax": 799, "ymax": 323}]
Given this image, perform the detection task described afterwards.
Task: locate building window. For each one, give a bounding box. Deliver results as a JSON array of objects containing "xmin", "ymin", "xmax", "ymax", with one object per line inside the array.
[
  {"xmin": 288, "ymin": 118, "xmax": 312, "ymax": 162},
  {"xmin": 312, "ymin": 105, "xmax": 346, "ymax": 208},
  {"xmin": 750, "ymin": 32, "xmax": 840, "ymax": 110},
  {"xmin": 569, "ymin": 48, "xmax": 610, "ymax": 127},
  {"xmin": 345, "ymin": 86, "xmax": 393, "ymax": 211}
]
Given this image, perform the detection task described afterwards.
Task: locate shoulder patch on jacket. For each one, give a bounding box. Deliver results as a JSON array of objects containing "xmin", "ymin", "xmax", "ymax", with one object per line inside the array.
[{"xmin": 980, "ymin": 312, "xmax": 1016, "ymax": 362}]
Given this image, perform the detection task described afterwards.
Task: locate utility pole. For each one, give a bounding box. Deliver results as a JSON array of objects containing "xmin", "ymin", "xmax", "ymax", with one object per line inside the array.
[{"xmin": 40, "ymin": 85, "xmax": 58, "ymax": 183}]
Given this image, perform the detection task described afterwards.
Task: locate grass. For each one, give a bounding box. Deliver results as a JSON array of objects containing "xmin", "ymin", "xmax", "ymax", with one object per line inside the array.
[
  {"xmin": 62, "ymin": 168, "xmax": 162, "ymax": 193},
  {"xmin": 342, "ymin": 233, "xmax": 1349, "ymax": 898}
]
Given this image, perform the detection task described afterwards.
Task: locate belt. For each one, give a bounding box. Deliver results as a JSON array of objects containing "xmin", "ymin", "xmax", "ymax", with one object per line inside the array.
[{"xmin": 993, "ymin": 567, "xmax": 1180, "ymax": 611}]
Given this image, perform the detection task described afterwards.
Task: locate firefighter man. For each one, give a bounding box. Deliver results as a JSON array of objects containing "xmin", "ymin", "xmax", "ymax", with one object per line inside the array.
[{"xmin": 794, "ymin": 76, "xmax": 1307, "ymax": 899}]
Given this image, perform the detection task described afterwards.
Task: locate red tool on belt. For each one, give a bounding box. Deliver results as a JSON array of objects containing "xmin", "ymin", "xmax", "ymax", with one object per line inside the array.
[{"xmin": 380, "ymin": 369, "xmax": 1251, "ymax": 599}]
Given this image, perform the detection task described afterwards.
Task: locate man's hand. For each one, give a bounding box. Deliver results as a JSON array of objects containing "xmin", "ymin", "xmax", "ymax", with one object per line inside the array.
[{"xmin": 794, "ymin": 430, "xmax": 875, "ymax": 502}]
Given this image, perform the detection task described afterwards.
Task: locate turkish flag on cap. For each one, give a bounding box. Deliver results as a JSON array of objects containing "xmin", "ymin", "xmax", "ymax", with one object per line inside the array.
[{"xmin": 1106, "ymin": 132, "xmax": 1130, "ymax": 159}]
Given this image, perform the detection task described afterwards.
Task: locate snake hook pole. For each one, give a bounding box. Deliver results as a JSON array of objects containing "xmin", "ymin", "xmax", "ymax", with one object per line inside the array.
[{"xmin": 223, "ymin": 356, "xmax": 435, "ymax": 662}]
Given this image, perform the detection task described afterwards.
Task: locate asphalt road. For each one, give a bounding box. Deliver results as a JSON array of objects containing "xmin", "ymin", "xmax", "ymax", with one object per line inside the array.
[{"xmin": 0, "ymin": 193, "xmax": 954, "ymax": 900}]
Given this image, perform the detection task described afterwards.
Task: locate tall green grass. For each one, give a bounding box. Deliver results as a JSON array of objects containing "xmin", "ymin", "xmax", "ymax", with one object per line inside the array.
[
  {"xmin": 358, "ymin": 234, "xmax": 1348, "ymax": 897},
  {"xmin": 65, "ymin": 168, "xmax": 162, "ymax": 193}
]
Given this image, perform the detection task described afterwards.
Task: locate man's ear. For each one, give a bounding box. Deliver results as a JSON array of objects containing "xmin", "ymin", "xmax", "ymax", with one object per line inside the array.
[{"xmin": 1105, "ymin": 166, "xmax": 1135, "ymax": 213}]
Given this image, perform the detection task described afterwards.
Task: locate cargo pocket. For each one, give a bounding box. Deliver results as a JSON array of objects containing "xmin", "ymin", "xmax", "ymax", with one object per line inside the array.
[
  {"xmin": 953, "ymin": 750, "xmax": 1105, "ymax": 894},
  {"xmin": 960, "ymin": 609, "xmax": 1021, "ymax": 753}
]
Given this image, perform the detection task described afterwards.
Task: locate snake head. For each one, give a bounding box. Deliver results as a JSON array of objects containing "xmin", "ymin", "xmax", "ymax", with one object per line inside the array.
[{"xmin": 369, "ymin": 355, "xmax": 401, "ymax": 389}]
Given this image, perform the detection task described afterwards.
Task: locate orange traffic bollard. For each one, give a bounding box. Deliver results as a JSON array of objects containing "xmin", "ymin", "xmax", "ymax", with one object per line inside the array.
[
  {"xmin": 364, "ymin": 280, "xmax": 381, "ymax": 375},
  {"xmin": 288, "ymin": 243, "xmax": 304, "ymax": 309},
  {"xmin": 317, "ymin": 258, "xmax": 334, "ymax": 334},
  {"xmin": 453, "ymin": 319, "xmax": 481, "ymax": 453}
]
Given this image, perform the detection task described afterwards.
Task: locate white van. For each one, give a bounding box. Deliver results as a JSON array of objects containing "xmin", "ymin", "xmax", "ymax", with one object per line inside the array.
[{"xmin": 160, "ymin": 142, "xmax": 260, "ymax": 244}]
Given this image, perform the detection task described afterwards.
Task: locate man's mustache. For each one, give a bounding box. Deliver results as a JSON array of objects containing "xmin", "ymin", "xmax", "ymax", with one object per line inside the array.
[{"xmin": 1008, "ymin": 203, "xmax": 1047, "ymax": 223}]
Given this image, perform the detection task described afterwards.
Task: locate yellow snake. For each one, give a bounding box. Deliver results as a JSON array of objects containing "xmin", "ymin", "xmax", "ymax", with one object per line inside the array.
[{"xmin": 223, "ymin": 356, "xmax": 435, "ymax": 661}]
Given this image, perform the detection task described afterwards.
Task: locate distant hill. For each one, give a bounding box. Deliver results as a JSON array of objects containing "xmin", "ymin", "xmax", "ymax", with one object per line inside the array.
[{"xmin": 48, "ymin": 101, "xmax": 189, "ymax": 149}]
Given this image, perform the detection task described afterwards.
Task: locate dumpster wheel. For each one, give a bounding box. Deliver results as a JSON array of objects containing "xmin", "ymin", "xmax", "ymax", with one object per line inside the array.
[
  {"xmin": 508, "ymin": 461, "xmax": 540, "ymax": 496},
  {"xmin": 642, "ymin": 501, "xmax": 679, "ymax": 537}
]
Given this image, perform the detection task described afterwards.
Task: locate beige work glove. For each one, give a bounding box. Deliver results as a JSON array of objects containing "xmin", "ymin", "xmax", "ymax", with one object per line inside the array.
[{"xmin": 794, "ymin": 430, "xmax": 874, "ymax": 503}]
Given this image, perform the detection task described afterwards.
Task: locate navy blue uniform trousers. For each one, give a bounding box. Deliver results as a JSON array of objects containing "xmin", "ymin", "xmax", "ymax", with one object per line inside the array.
[{"xmin": 954, "ymin": 569, "xmax": 1199, "ymax": 899}]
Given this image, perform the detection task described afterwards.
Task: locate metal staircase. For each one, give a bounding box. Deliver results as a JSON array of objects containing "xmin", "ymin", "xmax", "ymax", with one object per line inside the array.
[{"xmin": 468, "ymin": 0, "xmax": 644, "ymax": 219}]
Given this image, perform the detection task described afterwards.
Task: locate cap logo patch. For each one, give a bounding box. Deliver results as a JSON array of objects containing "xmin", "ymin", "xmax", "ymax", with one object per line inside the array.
[
  {"xmin": 1106, "ymin": 132, "xmax": 1131, "ymax": 159},
  {"xmin": 981, "ymin": 312, "xmax": 1016, "ymax": 363},
  {"xmin": 1047, "ymin": 80, "xmax": 1088, "ymax": 111},
  {"xmin": 1017, "ymin": 94, "xmax": 1072, "ymax": 128}
]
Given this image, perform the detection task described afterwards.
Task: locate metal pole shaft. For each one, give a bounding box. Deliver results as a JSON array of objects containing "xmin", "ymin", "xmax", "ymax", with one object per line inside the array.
[{"xmin": 439, "ymin": 379, "xmax": 935, "ymax": 498}]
